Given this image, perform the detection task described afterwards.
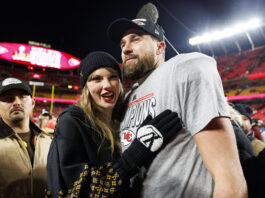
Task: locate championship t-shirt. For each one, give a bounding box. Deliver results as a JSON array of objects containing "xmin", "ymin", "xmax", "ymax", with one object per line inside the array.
[{"xmin": 120, "ymin": 52, "xmax": 229, "ymax": 198}]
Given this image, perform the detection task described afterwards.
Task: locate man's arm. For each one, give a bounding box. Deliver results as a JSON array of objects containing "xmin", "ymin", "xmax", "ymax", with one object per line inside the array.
[{"xmin": 194, "ymin": 117, "xmax": 248, "ymax": 198}]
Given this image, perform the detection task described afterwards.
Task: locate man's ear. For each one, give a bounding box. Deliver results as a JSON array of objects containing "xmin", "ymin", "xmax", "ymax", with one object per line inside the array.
[
  {"xmin": 31, "ymin": 97, "xmax": 36, "ymax": 108},
  {"xmin": 156, "ymin": 41, "xmax": 165, "ymax": 56}
]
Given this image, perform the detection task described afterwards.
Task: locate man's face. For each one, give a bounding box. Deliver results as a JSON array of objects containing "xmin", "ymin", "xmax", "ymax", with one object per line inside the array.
[
  {"xmin": 241, "ymin": 115, "xmax": 252, "ymax": 133},
  {"xmin": 0, "ymin": 89, "xmax": 35, "ymax": 126},
  {"xmin": 40, "ymin": 115, "xmax": 50, "ymax": 128},
  {"xmin": 120, "ymin": 29, "xmax": 157, "ymax": 81}
]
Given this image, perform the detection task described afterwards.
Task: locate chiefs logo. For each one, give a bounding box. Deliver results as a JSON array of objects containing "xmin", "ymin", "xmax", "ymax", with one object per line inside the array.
[
  {"xmin": 120, "ymin": 129, "xmax": 136, "ymax": 148},
  {"xmin": 133, "ymin": 21, "xmax": 145, "ymax": 26},
  {"xmin": 132, "ymin": 19, "xmax": 146, "ymax": 26}
]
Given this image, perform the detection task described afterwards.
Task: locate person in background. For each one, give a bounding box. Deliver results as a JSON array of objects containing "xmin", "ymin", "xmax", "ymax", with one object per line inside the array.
[
  {"xmin": 107, "ymin": 15, "xmax": 247, "ymax": 198},
  {"xmin": 230, "ymin": 103, "xmax": 265, "ymax": 198},
  {"xmin": 234, "ymin": 104, "xmax": 265, "ymax": 156},
  {"xmin": 257, "ymin": 120, "xmax": 265, "ymax": 140},
  {"xmin": 37, "ymin": 109, "xmax": 54, "ymax": 134},
  {"xmin": 228, "ymin": 103, "xmax": 255, "ymax": 162},
  {"xmin": 46, "ymin": 51, "xmax": 182, "ymax": 198},
  {"xmin": 252, "ymin": 118, "xmax": 264, "ymax": 142},
  {"xmin": 0, "ymin": 77, "xmax": 52, "ymax": 198}
]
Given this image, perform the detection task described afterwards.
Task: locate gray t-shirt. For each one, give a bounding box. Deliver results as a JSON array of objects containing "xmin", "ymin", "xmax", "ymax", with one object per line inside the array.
[{"xmin": 120, "ymin": 52, "xmax": 229, "ymax": 198}]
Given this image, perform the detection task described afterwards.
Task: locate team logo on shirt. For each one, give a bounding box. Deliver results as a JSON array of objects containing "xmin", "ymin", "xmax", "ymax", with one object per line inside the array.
[
  {"xmin": 120, "ymin": 92, "xmax": 157, "ymax": 151},
  {"xmin": 120, "ymin": 129, "xmax": 136, "ymax": 148}
]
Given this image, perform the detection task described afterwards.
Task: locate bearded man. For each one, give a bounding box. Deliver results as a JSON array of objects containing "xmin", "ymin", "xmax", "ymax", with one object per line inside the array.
[{"xmin": 107, "ymin": 17, "xmax": 247, "ymax": 198}]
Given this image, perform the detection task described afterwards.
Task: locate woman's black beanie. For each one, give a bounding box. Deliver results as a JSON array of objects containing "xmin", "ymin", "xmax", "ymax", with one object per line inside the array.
[{"xmin": 78, "ymin": 51, "xmax": 122, "ymax": 88}]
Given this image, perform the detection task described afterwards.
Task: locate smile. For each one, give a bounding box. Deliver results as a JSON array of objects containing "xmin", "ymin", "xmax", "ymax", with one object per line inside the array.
[{"xmin": 101, "ymin": 93, "xmax": 114, "ymax": 102}]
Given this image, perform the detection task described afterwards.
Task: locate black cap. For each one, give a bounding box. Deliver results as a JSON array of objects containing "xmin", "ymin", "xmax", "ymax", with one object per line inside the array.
[
  {"xmin": 234, "ymin": 104, "xmax": 253, "ymax": 123},
  {"xmin": 0, "ymin": 77, "xmax": 32, "ymax": 96},
  {"xmin": 107, "ymin": 18, "xmax": 164, "ymax": 44},
  {"xmin": 78, "ymin": 51, "xmax": 122, "ymax": 88},
  {"xmin": 41, "ymin": 109, "xmax": 52, "ymax": 118}
]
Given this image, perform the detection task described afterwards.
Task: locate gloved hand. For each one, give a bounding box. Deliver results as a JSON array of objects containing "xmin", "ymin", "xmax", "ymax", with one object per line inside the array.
[
  {"xmin": 136, "ymin": 109, "xmax": 182, "ymax": 152},
  {"xmin": 118, "ymin": 109, "xmax": 182, "ymax": 177}
]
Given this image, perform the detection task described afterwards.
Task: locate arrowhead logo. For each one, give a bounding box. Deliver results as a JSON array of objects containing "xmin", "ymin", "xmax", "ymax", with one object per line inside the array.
[{"xmin": 121, "ymin": 129, "xmax": 136, "ymax": 147}]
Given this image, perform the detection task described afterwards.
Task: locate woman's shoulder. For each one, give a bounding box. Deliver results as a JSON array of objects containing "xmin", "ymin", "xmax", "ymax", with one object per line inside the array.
[
  {"xmin": 56, "ymin": 105, "xmax": 91, "ymax": 133},
  {"xmin": 58, "ymin": 105, "xmax": 88, "ymax": 122}
]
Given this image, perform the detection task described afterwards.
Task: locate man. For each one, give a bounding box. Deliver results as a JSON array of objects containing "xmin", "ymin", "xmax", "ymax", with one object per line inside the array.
[
  {"xmin": 234, "ymin": 104, "xmax": 265, "ymax": 156},
  {"xmin": 0, "ymin": 77, "xmax": 52, "ymax": 198},
  {"xmin": 107, "ymin": 17, "xmax": 247, "ymax": 197},
  {"xmin": 252, "ymin": 119, "xmax": 264, "ymax": 142},
  {"xmin": 37, "ymin": 108, "xmax": 54, "ymax": 134}
]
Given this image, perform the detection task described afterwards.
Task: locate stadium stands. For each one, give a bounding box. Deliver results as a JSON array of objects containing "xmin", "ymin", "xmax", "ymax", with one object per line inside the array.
[{"xmin": 216, "ymin": 46, "xmax": 265, "ymax": 80}]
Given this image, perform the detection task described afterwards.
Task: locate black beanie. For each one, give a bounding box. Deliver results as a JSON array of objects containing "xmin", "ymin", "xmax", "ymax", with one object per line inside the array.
[
  {"xmin": 234, "ymin": 104, "xmax": 253, "ymax": 123},
  {"xmin": 78, "ymin": 51, "xmax": 122, "ymax": 88}
]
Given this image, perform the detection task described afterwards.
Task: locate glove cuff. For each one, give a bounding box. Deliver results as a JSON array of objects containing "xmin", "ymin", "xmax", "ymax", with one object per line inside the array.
[{"xmin": 117, "ymin": 139, "xmax": 156, "ymax": 178}]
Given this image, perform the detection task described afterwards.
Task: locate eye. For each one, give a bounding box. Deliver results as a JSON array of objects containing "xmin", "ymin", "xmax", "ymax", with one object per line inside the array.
[
  {"xmin": 20, "ymin": 95, "xmax": 28, "ymax": 99},
  {"xmin": 0, "ymin": 96, "xmax": 14, "ymax": 103},
  {"xmin": 110, "ymin": 74, "xmax": 118, "ymax": 79},
  {"xmin": 90, "ymin": 76, "xmax": 102, "ymax": 81},
  {"xmin": 132, "ymin": 36, "xmax": 140, "ymax": 42},
  {"xmin": 120, "ymin": 42, "xmax": 124, "ymax": 49}
]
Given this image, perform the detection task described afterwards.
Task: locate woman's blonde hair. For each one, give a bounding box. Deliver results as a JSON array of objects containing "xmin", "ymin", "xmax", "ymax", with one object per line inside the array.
[
  {"xmin": 227, "ymin": 102, "xmax": 243, "ymax": 126},
  {"xmin": 76, "ymin": 67, "xmax": 124, "ymax": 154}
]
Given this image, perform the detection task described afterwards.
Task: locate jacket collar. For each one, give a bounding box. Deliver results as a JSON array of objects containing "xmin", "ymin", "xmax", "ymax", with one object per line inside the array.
[{"xmin": 0, "ymin": 118, "xmax": 42, "ymax": 139}]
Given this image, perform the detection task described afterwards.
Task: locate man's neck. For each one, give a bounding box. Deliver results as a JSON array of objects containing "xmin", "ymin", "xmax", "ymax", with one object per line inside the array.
[{"xmin": 5, "ymin": 119, "xmax": 30, "ymax": 133}]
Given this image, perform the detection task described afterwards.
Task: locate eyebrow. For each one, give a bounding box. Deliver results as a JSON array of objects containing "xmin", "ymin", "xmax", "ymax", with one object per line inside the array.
[{"xmin": 120, "ymin": 34, "xmax": 140, "ymax": 46}]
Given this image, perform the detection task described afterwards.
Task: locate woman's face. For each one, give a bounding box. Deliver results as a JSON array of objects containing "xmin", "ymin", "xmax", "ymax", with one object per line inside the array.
[{"xmin": 86, "ymin": 67, "xmax": 120, "ymax": 114}]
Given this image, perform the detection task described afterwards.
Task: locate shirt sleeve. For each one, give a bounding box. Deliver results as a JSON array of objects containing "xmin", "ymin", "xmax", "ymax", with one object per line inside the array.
[{"xmin": 174, "ymin": 53, "xmax": 229, "ymax": 136}]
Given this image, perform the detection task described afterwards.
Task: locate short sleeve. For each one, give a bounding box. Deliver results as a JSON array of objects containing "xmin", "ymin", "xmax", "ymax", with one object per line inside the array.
[{"xmin": 174, "ymin": 53, "xmax": 229, "ymax": 135}]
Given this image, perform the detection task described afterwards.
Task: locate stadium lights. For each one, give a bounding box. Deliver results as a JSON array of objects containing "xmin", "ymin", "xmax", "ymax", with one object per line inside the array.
[{"xmin": 189, "ymin": 18, "xmax": 262, "ymax": 45}]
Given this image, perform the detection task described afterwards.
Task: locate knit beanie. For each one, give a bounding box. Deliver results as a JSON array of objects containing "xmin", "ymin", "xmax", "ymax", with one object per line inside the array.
[
  {"xmin": 234, "ymin": 104, "xmax": 253, "ymax": 123},
  {"xmin": 78, "ymin": 51, "xmax": 122, "ymax": 88}
]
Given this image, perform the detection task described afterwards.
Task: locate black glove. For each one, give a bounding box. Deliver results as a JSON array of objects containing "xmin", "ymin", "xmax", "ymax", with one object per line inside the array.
[{"xmin": 117, "ymin": 109, "xmax": 182, "ymax": 177}]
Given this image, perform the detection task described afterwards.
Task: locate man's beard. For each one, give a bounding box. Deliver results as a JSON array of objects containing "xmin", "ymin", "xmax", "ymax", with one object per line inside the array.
[
  {"xmin": 9, "ymin": 111, "xmax": 25, "ymax": 124},
  {"xmin": 122, "ymin": 51, "xmax": 155, "ymax": 81}
]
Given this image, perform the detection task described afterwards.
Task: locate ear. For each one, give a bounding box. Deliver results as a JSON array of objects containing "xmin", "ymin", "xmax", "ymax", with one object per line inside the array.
[
  {"xmin": 31, "ymin": 97, "xmax": 36, "ymax": 108},
  {"xmin": 156, "ymin": 41, "xmax": 165, "ymax": 56}
]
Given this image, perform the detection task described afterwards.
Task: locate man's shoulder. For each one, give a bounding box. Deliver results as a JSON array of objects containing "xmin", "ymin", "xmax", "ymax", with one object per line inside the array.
[
  {"xmin": 165, "ymin": 52, "xmax": 215, "ymax": 67},
  {"xmin": 162, "ymin": 52, "xmax": 217, "ymax": 77},
  {"xmin": 0, "ymin": 118, "xmax": 14, "ymax": 139},
  {"xmin": 30, "ymin": 121, "xmax": 53, "ymax": 139}
]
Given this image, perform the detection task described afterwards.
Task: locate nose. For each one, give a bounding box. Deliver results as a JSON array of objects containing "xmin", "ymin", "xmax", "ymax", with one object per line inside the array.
[
  {"xmin": 122, "ymin": 42, "xmax": 133, "ymax": 55},
  {"xmin": 12, "ymin": 96, "xmax": 22, "ymax": 105},
  {"xmin": 102, "ymin": 79, "xmax": 112, "ymax": 89}
]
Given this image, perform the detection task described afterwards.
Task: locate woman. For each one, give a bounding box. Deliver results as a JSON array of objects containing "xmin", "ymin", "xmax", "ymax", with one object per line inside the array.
[{"xmin": 45, "ymin": 51, "xmax": 182, "ymax": 198}]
